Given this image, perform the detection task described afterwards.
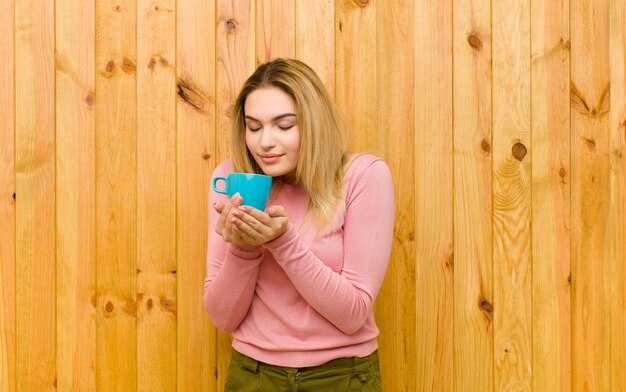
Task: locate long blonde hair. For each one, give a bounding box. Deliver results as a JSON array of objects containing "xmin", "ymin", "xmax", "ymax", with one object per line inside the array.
[{"xmin": 231, "ymin": 58, "xmax": 347, "ymax": 225}]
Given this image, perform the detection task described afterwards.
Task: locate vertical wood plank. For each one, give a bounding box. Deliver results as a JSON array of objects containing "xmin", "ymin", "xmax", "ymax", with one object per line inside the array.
[
  {"xmin": 295, "ymin": 0, "xmax": 334, "ymax": 95},
  {"xmin": 492, "ymin": 0, "xmax": 532, "ymax": 389},
  {"xmin": 607, "ymin": 0, "xmax": 626, "ymax": 389},
  {"xmin": 176, "ymin": 0, "xmax": 216, "ymax": 390},
  {"xmin": 215, "ymin": 1, "xmax": 255, "ymax": 388},
  {"xmin": 15, "ymin": 0, "xmax": 56, "ymax": 389},
  {"xmin": 570, "ymin": 0, "xmax": 610, "ymax": 389},
  {"xmin": 95, "ymin": 0, "xmax": 137, "ymax": 390},
  {"xmin": 453, "ymin": 0, "xmax": 493, "ymax": 390},
  {"xmin": 414, "ymin": 0, "xmax": 454, "ymax": 390},
  {"xmin": 375, "ymin": 1, "xmax": 416, "ymax": 391},
  {"xmin": 256, "ymin": 0, "xmax": 295, "ymax": 64},
  {"xmin": 530, "ymin": 0, "xmax": 571, "ymax": 390},
  {"xmin": 335, "ymin": 0, "xmax": 377, "ymax": 153},
  {"xmin": 136, "ymin": 1, "xmax": 177, "ymax": 391},
  {"xmin": 55, "ymin": 0, "xmax": 96, "ymax": 390},
  {"xmin": 0, "ymin": 0, "xmax": 15, "ymax": 390},
  {"xmin": 216, "ymin": 0, "xmax": 255, "ymax": 166}
]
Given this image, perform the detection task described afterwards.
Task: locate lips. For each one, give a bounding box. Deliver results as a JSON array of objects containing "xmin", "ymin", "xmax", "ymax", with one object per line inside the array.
[{"xmin": 259, "ymin": 153, "xmax": 283, "ymax": 163}]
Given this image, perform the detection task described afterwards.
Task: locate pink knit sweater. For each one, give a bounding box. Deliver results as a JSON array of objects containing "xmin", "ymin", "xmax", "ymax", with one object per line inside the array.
[{"xmin": 203, "ymin": 154, "xmax": 394, "ymax": 367}]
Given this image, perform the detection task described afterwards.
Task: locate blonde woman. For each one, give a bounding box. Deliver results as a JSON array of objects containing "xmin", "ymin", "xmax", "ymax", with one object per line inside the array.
[{"xmin": 204, "ymin": 58, "xmax": 394, "ymax": 391}]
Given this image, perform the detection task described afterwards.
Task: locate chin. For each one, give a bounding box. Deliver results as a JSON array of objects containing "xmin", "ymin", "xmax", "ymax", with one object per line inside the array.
[
  {"xmin": 260, "ymin": 168, "xmax": 287, "ymax": 178},
  {"xmin": 257, "ymin": 165, "xmax": 294, "ymax": 179}
]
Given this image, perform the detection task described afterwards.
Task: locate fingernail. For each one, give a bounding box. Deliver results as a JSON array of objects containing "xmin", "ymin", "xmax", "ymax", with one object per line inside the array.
[
  {"xmin": 232, "ymin": 209, "xmax": 240, "ymax": 216},
  {"xmin": 268, "ymin": 207, "xmax": 275, "ymax": 214}
]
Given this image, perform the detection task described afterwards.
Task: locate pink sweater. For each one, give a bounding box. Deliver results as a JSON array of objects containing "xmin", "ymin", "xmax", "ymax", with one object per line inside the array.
[{"xmin": 203, "ymin": 154, "xmax": 394, "ymax": 367}]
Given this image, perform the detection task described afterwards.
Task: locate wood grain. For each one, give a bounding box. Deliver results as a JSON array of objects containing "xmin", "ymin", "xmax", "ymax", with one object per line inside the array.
[
  {"xmin": 55, "ymin": 0, "xmax": 96, "ymax": 390},
  {"xmin": 453, "ymin": 0, "xmax": 494, "ymax": 390},
  {"xmin": 414, "ymin": 0, "xmax": 454, "ymax": 390},
  {"xmin": 136, "ymin": 1, "xmax": 177, "ymax": 390},
  {"xmin": 256, "ymin": 0, "xmax": 295, "ymax": 64},
  {"xmin": 176, "ymin": 0, "xmax": 216, "ymax": 390},
  {"xmin": 296, "ymin": 0, "xmax": 334, "ymax": 95},
  {"xmin": 375, "ymin": 0, "xmax": 416, "ymax": 391},
  {"xmin": 335, "ymin": 0, "xmax": 378, "ymax": 154},
  {"xmin": 15, "ymin": 0, "xmax": 56, "ymax": 389},
  {"xmin": 0, "ymin": 0, "xmax": 15, "ymax": 390},
  {"xmin": 606, "ymin": 0, "xmax": 626, "ymax": 389},
  {"xmin": 216, "ymin": 0, "xmax": 255, "ymax": 166},
  {"xmin": 571, "ymin": 0, "xmax": 610, "ymax": 389},
  {"xmin": 0, "ymin": 1, "xmax": 624, "ymax": 390},
  {"xmin": 95, "ymin": 0, "xmax": 138, "ymax": 390},
  {"xmin": 530, "ymin": 1, "xmax": 571, "ymax": 390},
  {"xmin": 492, "ymin": 0, "xmax": 532, "ymax": 390},
  {"xmin": 215, "ymin": 1, "xmax": 255, "ymax": 389}
]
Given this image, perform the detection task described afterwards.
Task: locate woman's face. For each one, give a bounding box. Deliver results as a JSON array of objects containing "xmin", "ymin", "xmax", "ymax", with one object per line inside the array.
[{"xmin": 244, "ymin": 87, "xmax": 301, "ymax": 181}]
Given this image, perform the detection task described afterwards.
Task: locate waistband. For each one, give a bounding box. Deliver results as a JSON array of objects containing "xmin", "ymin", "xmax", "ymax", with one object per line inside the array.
[{"xmin": 231, "ymin": 349, "xmax": 379, "ymax": 374}]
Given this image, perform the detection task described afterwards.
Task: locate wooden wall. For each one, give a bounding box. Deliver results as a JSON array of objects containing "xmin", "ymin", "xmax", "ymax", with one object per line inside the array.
[{"xmin": 0, "ymin": 0, "xmax": 624, "ymax": 391}]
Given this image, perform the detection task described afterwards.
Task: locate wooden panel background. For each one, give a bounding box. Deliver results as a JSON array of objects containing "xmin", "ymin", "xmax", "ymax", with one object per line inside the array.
[{"xmin": 0, "ymin": 0, "xmax": 625, "ymax": 391}]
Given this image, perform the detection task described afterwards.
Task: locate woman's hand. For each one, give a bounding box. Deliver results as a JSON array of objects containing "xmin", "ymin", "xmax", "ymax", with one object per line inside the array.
[
  {"xmin": 229, "ymin": 205, "xmax": 289, "ymax": 246},
  {"xmin": 213, "ymin": 194, "xmax": 254, "ymax": 248}
]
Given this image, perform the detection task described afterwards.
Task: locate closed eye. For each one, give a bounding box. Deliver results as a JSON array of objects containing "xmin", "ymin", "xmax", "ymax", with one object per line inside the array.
[{"xmin": 278, "ymin": 125, "xmax": 294, "ymax": 131}]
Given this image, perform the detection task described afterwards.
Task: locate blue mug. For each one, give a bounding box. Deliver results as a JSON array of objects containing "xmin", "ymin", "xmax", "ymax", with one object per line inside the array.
[{"xmin": 212, "ymin": 173, "xmax": 273, "ymax": 211}]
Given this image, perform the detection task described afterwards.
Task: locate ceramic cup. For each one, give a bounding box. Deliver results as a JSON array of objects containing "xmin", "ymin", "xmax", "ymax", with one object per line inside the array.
[{"xmin": 211, "ymin": 173, "xmax": 273, "ymax": 211}]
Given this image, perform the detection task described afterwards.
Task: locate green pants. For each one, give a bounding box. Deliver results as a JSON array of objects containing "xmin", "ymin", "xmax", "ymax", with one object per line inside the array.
[{"xmin": 224, "ymin": 350, "xmax": 383, "ymax": 391}]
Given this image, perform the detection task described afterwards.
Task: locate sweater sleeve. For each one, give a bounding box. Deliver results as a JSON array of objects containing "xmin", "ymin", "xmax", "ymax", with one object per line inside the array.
[
  {"xmin": 203, "ymin": 163, "xmax": 264, "ymax": 333},
  {"xmin": 264, "ymin": 159, "xmax": 395, "ymax": 334}
]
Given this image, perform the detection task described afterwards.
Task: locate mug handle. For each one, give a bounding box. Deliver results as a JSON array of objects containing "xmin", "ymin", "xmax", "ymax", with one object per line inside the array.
[{"xmin": 212, "ymin": 176, "xmax": 229, "ymax": 195}]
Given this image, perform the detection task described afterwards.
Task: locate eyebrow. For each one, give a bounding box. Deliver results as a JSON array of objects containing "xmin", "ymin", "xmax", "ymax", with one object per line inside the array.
[{"xmin": 244, "ymin": 113, "xmax": 297, "ymax": 122}]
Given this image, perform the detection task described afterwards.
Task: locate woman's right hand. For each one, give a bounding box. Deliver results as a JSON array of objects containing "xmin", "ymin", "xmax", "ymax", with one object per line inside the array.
[{"xmin": 213, "ymin": 194, "xmax": 259, "ymax": 250}]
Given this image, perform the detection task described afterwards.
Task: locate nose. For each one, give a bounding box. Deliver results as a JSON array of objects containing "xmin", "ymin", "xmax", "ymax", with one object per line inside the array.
[{"xmin": 260, "ymin": 127, "xmax": 275, "ymax": 150}]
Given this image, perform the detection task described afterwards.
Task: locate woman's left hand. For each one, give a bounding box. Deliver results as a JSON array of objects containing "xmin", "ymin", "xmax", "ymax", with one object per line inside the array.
[{"xmin": 230, "ymin": 205, "xmax": 289, "ymax": 246}]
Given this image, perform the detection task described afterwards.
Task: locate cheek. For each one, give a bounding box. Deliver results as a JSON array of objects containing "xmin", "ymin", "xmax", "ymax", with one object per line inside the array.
[
  {"xmin": 245, "ymin": 132, "xmax": 255, "ymax": 150},
  {"xmin": 288, "ymin": 130, "xmax": 301, "ymax": 154}
]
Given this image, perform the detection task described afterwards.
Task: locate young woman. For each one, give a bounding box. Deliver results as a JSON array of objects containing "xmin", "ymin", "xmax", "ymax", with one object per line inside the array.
[{"xmin": 204, "ymin": 58, "xmax": 394, "ymax": 391}]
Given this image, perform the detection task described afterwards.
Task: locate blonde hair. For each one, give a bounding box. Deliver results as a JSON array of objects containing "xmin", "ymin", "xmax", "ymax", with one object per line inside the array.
[{"xmin": 231, "ymin": 58, "xmax": 347, "ymax": 225}]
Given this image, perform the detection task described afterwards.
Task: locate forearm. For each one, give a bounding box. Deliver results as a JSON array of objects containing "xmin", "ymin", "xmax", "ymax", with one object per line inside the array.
[
  {"xmin": 264, "ymin": 159, "xmax": 394, "ymax": 335},
  {"xmin": 203, "ymin": 245, "xmax": 263, "ymax": 332},
  {"xmin": 265, "ymin": 228, "xmax": 383, "ymax": 335}
]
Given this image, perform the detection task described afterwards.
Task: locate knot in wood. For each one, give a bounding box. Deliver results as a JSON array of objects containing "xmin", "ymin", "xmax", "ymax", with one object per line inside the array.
[
  {"xmin": 226, "ymin": 19, "xmax": 237, "ymax": 33},
  {"xmin": 559, "ymin": 167, "xmax": 567, "ymax": 178},
  {"xmin": 512, "ymin": 142, "xmax": 527, "ymax": 161},
  {"xmin": 146, "ymin": 298, "xmax": 154, "ymax": 311},
  {"xmin": 446, "ymin": 253, "xmax": 454, "ymax": 269},
  {"xmin": 104, "ymin": 302, "xmax": 114, "ymax": 313},
  {"xmin": 122, "ymin": 57, "xmax": 136, "ymax": 74},
  {"xmin": 584, "ymin": 138, "xmax": 596, "ymax": 151},
  {"xmin": 352, "ymin": 0, "xmax": 370, "ymax": 7},
  {"xmin": 481, "ymin": 139, "xmax": 491, "ymax": 153},
  {"xmin": 467, "ymin": 33, "xmax": 482, "ymax": 50},
  {"xmin": 480, "ymin": 299, "xmax": 493, "ymax": 312},
  {"xmin": 105, "ymin": 60, "xmax": 115, "ymax": 73},
  {"xmin": 85, "ymin": 94, "xmax": 94, "ymax": 106}
]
